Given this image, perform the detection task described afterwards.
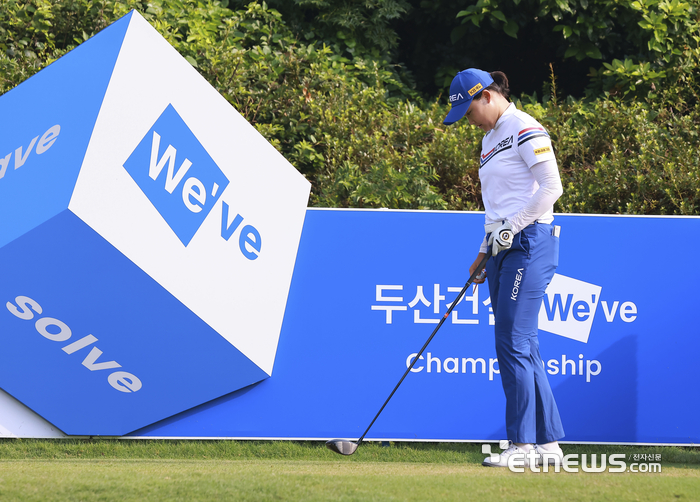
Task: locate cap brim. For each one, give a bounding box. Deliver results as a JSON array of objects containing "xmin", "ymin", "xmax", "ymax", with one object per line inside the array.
[{"xmin": 443, "ymin": 100, "xmax": 471, "ymax": 125}]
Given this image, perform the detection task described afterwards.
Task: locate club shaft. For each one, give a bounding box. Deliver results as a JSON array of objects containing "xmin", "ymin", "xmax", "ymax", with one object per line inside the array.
[{"xmin": 357, "ymin": 251, "xmax": 491, "ymax": 445}]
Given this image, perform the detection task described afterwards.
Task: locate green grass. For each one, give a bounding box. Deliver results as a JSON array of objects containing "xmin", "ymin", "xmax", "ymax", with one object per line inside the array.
[{"xmin": 0, "ymin": 440, "xmax": 698, "ymax": 501}]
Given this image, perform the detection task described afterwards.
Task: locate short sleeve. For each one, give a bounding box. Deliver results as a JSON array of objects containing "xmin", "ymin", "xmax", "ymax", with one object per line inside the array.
[{"xmin": 516, "ymin": 125, "xmax": 556, "ymax": 168}]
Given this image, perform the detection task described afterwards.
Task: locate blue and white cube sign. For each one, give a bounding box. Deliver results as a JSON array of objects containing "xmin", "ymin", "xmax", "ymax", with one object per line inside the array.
[{"xmin": 0, "ymin": 11, "xmax": 310, "ymax": 436}]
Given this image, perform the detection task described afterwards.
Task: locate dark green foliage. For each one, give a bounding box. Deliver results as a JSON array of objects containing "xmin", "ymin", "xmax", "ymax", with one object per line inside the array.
[
  {"xmin": 228, "ymin": 0, "xmax": 411, "ymax": 56},
  {"xmin": 464, "ymin": 0, "xmax": 700, "ymax": 99},
  {"xmin": 396, "ymin": 0, "xmax": 700, "ymax": 99},
  {"xmin": 226, "ymin": 0, "xmax": 417, "ymax": 98},
  {"xmin": 1, "ymin": 0, "xmax": 699, "ymax": 215},
  {"xmin": 527, "ymin": 68, "xmax": 700, "ymax": 215},
  {"xmin": 552, "ymin": 97, "xmax": 700, "ymax": 215}
]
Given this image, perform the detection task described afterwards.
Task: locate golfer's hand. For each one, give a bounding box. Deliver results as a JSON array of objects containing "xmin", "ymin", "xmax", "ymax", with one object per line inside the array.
[
  {"xmin": 470, "ymin": 253, "xmax": 488, "ymax": 284},
  {"xmin": 488, "ymin": 221, "xmax": 514, "ymax": 256}
]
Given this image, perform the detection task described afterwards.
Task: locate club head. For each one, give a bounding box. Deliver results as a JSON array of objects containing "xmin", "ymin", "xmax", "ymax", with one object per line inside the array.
[{"xmin": 326, "ymin": 439, "xmax": 359, "ymax": 456}]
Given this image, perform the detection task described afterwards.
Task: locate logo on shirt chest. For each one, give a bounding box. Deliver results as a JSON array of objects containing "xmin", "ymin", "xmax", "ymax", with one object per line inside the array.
[{"xmin": 480, "ymin": 135, "xmax": 513, "ymax": 167}]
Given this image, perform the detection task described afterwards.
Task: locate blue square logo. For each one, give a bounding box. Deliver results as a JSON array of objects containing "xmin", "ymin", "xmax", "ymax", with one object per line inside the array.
[{"xmin": 123, "ymin": 104, "xmax": 229, "ymax": 246}]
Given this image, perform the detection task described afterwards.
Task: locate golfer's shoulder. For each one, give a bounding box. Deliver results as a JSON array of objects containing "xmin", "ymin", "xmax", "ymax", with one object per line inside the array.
[{"xmin": 510, "ymin": 108, "xmax": 544, "ymax": 130}]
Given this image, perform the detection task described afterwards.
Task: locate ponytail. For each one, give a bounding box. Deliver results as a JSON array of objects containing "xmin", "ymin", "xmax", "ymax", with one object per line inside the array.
[{"xmin": 473, "ymin": 70, "xmax": 510, "ymax": 101}]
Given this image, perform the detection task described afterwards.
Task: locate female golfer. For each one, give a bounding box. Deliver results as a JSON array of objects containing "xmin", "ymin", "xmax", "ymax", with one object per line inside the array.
[{"xmin": 443, "ymin": 68, "xmax": 565, "ymax": 467}]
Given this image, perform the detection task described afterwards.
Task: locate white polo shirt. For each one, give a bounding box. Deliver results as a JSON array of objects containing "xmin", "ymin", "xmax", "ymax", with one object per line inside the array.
[{"xmin": 479, "ymin": 103, "xmax": 556, "ymax": 226}]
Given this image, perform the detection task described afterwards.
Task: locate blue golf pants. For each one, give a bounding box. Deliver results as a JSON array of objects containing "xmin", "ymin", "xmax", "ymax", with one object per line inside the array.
[{"xmin": 485, "ymin": 222, "xmax": 565, "ymax": 444}]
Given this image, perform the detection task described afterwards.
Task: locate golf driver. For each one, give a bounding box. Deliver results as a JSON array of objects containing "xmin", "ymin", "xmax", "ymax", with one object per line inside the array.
[{"xmin": 326, "ymin": 250, "xmax": 492, "ymax": 455}]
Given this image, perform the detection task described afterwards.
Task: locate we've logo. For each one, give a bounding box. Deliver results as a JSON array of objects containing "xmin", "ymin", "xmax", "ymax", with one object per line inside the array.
[
  {"xmin": 538, "ymin": 274, "xmax": 602, "ymax": 343},
  {"xmin": 123, "ymin": 104, "xmax": 229, "ymax": 246},
  {"xmin": 538, "ymin": 274, "xmax": 638, "ymax": 343}
]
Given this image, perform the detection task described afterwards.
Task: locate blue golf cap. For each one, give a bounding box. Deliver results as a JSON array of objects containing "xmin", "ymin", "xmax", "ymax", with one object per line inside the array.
[{"xmin": 443, "ymin": 69, "xmax": 494, "ymax": 125}]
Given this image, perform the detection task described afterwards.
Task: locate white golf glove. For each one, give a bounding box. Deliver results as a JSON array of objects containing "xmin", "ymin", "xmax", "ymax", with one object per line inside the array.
[{"xmin": 488, "ymin": 221, "xmax": 514, "ymax": 257}]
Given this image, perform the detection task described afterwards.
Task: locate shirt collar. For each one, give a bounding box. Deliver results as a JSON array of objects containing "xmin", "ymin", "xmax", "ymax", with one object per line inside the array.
[{"xmin": 493, "ymin": 102, "xmax": 516, "ymax": 132}]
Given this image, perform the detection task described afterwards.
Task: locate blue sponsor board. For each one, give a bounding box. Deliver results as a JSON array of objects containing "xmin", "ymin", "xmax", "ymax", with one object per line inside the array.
[{"xmin": 135, "ymin": 209, "xmax": 699, "ymax": 444}]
